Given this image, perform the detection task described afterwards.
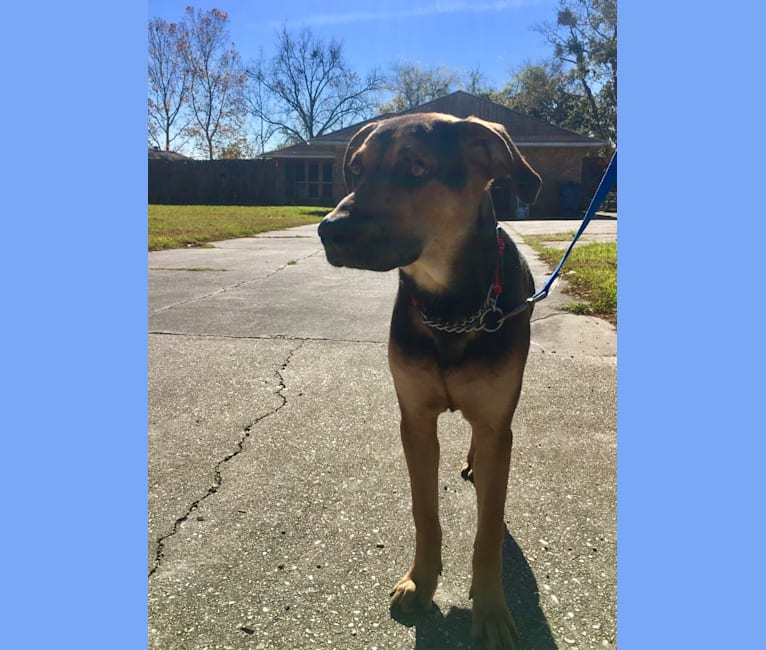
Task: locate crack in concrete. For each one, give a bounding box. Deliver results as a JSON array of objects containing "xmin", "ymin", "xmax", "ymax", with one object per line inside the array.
[
  {"xmin": 149, "ymin": 250, "xmax": 322, "ymax": 315},
  {"xmin": 531, "ymin": 311, "xmax": 567, "ymax": 324},
  {"xmin": 147, "ymin": 331, "xmax": 386, "ymax": 346},
  {"xmin": 222, "ymin": 235, "xmax": 315, "ymax": 242},
  {"xmin": 148, "ymin": 339, "xmax": 305, "ymax": 579}
]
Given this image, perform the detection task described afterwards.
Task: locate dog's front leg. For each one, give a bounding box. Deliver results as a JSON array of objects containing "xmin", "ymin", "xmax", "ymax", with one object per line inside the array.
[
  {"xmin": 389, "ymin": 407, "xmax": 442, "ymax": 613},
  {"xmin": 469, "ymin": 424, "xmax": 518, "ymax": 648}
]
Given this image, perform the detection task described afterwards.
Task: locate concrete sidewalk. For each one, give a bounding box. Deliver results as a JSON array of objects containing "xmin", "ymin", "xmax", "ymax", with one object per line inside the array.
[{"xmin": 148, "ymin": 220, "xmax": 616, "ymax": 649}]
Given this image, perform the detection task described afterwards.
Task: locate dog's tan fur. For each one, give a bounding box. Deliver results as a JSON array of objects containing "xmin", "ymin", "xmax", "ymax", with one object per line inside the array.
[{"xmin": 319, "ymin": 112, "xmax": 541, "ymax": 648}]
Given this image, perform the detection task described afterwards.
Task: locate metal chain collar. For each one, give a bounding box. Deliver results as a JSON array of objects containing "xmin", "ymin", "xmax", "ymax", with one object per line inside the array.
[
  {"xmin": 415, "ymin": 225, "xmax": 532, "ymax": 334},
  {"xmin": 419, "ymin": 285, "xmax": 508, "ymax": 333}
]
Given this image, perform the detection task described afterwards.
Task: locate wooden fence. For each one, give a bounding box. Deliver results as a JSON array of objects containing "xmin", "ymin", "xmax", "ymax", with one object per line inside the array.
[{"xmin": 148, "ymin": 159, "xmax": 278, "ymax": 205}]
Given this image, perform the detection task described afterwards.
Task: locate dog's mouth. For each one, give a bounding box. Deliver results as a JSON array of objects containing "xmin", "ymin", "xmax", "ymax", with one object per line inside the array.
[
  {"xmin": 321, "ymin": 234, "xmax": 422, "ymax": 272},
  {"xmin": 318, "ymin": 215, "xmax": 422, "ymax": 272}
]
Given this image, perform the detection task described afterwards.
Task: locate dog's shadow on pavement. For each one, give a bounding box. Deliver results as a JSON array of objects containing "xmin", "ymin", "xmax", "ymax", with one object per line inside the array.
[{"xmin": 391, "ymin": 527, "xmax": 557, "ymax": 649}]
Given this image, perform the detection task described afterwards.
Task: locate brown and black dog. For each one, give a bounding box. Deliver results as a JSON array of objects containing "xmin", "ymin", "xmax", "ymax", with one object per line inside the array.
[{"xmin": 318, "ymin": 112, "xmax": 542, "ymax": 648}]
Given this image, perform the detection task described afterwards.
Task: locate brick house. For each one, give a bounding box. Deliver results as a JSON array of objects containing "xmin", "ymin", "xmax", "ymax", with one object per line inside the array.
[{"xmin": 263, "ymin": 90, "xmax": 609, "ymax": 219}]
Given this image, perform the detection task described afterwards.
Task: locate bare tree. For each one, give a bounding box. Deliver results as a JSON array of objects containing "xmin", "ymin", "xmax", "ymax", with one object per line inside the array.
[
  {"xmin": 249, "ymin": 26, "xmax": 384, "ymax": 145},
  {"xmin": 490, "ymin": 60, "xmax": 588, "ymax": 131},
  {"xmin": 148, "ymin": 17, "xmax": 193, "ymax": 152},
  {"xmin": 219, "ymin": 136, "xmax": 256, "ymax": 159},
  {"xmin": 244, "ymin": 49, "xmax": 281, "ymax": 154},
  {"xmin": 378, "ymin": 61, "xmax": 460, "ymax": 113},
  {"xmin": 534, "ymin": 0, "xmax": 616, "ymax": 141},
  {"xmin": 377, "ymin": 61, "xmax": 495, "ymax": 113},
  {"xmin": 464, "ymin": 66, "xmax": 494, "ymax": 98},
  {"xmin": 182, "ymin": 7, "xmax": 248, "ymax": 159}
]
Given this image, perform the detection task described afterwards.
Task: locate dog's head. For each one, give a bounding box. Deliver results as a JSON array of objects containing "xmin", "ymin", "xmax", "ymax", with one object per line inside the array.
[{"xmin": 318, "ymin": 113, "xmax": 541, "ymax": 278}]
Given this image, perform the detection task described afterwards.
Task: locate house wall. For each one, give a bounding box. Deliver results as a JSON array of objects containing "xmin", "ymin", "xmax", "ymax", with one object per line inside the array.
[{"xmin": 518, "ymin": 146, "xmax": 591, "ymax": 219}]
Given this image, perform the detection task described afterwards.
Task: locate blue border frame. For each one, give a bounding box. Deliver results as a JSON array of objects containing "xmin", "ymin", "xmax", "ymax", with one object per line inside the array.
[{"xmin": 4, "ymin": 4, "xmax": 147, "ymax": 648}]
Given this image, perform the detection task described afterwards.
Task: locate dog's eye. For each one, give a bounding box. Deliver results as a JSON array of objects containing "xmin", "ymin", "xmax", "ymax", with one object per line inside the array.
[
  {"xmin": 411, "ymin": 161, "xmax": 429, "ymax": 178},
  {"xmin": 347, "ymin": 161, "xmax": 363, "ymax": 177}
]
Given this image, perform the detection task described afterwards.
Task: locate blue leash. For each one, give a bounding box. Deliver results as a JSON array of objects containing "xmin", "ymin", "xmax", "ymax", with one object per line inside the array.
[
  {"xmin": 488, "ymin": 150, "xmax": 617, "ymax": 327},
  {"xmin": 527, "ymin": 150, "xmax": 617, "ymax": 304}
]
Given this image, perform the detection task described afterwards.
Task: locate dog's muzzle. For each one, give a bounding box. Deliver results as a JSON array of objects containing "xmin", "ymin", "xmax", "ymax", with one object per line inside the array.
[
  {"xmin": 317, "ymin": 213, "xmax": 354, "ymax": 265},
  {"xmin": 318, "ymin": 208, "xmax": 421, "ymax": 272}
]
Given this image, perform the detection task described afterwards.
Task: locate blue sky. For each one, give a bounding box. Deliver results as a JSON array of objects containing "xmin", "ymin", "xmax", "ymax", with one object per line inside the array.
[{"xmin": 147, "ymin": 0, "xmax": 559, "ymax": 91}]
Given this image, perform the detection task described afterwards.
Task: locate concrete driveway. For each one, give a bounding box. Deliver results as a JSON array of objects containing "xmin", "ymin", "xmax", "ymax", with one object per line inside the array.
[{"xmin": 148, "ymin": 218, "xmax": 616, "ymax": 649}]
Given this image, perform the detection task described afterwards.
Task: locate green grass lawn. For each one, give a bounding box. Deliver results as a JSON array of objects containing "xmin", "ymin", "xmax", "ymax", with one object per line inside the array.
[
  {"xmin": 148, "ymin": 204, "xmax": 327, "ymax": 251},
  {"xmin": 523, "ymin": 232, "xmax": 617, "ymax": 323}
]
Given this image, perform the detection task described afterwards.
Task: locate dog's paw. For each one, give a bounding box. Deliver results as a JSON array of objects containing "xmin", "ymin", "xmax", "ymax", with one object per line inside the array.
[
  {"xmin": 389, "ymin": 572, "xmax": 437, "ymax": 614},
  {"xmin": 460, "ymin": 460, "xmax": 475, "ymax": 483},
  {"xmin": 471, "ymin": 597, "xmax": 518, "ymax": 649}
]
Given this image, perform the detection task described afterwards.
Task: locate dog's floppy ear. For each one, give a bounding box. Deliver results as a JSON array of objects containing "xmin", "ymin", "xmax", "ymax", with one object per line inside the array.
[
  {"xmin": 459, "ymin": 117, "xmax": 542, "ymax": 205},
  {"xmin": 342, "ymin": 121, "xmax": 378, "ymax": 193}
]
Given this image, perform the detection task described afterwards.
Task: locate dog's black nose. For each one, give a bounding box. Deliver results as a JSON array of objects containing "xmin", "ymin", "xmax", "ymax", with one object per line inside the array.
[
  {"xmin": 318, "ymin": 210, "xmax": 354, "ymax": 262},
  {"xmin": 317, "ymin": 215, "xmax": 334, "ymax": 242},
  {"xmin": 319, "ymin": 193, "xmax": 357, "ymax": 243},
  {"xmin": 318, "ymin": 215, "xmax": 340, "ymax": 247}
]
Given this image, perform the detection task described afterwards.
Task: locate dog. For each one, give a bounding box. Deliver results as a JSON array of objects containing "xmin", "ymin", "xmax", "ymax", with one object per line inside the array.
[{"xmin": 318, "ymin": 112, "xmax": 542, "ymax": 648}]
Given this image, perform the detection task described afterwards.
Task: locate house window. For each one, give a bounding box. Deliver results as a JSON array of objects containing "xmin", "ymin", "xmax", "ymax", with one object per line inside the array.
[
  {"xmin": 284, "ymin": 160, "xmax": 334, "ymax": 203},
  {"xmin": 322, "ymin": 162, "xmax": 333, "ymax": 200},
  {"xmin": 308, "ymin": 161, "xmax": 320, "ymax": 198}
]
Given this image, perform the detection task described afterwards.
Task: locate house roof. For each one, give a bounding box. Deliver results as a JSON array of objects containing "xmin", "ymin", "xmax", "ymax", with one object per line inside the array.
[
  {"xmin": 148, "ymin": 147, "xmax": 190, "ymax": 161},
  {"xmin": 266, "ymin": 91, "xmax": 606, "ymax": 158}
]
